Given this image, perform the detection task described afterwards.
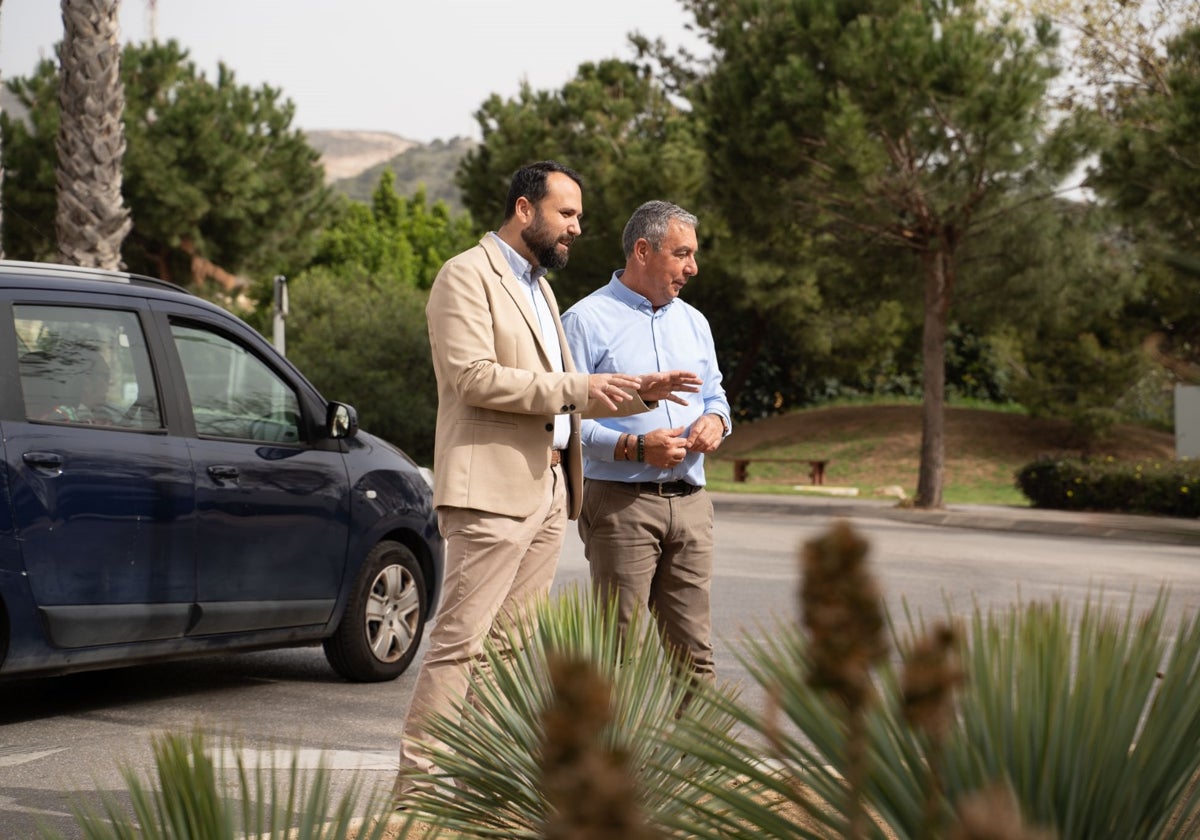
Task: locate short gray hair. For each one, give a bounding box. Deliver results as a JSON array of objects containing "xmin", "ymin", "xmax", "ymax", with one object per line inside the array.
[{"xmin": 622, "ymin": 200, "xmax": 699, "ymax": 259}]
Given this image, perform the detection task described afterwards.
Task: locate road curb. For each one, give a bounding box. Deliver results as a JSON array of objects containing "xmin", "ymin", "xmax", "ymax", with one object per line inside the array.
[{"xmin": 708, "ymin": 492, "xmax": 1200, "ymax": 547}]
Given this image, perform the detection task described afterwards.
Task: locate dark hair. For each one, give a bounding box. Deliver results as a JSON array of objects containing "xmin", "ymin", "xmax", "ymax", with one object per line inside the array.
[{"xmin": 503, "ymin": 160, "xmax": 583, "ymax": 220}]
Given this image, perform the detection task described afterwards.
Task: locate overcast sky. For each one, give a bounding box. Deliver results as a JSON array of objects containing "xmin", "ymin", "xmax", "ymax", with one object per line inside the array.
[{"xmin": 0, "ymin": 0, "xmax": 706, "ymax": 143}]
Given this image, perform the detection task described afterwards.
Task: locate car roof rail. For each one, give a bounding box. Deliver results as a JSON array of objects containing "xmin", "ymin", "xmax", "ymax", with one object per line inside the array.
[{"xmin": 0, "ymin": 259, "xmax": 193, "ymax": 295}]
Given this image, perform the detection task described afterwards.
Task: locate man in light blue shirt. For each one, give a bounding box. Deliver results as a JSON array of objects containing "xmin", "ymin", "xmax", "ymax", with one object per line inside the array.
[{"xmin": 562, "ymin": 200, "xmax": 731, "ymax": 684}]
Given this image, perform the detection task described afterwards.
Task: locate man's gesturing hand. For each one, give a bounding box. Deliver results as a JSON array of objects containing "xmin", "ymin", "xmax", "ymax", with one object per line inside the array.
[
  {"xmin": 588, "ymin": 373, "xmax": 643, "ymax": 411},
  {"xmin": 638, "ymin": 370, "xmax": 702, "ymax": 406}
]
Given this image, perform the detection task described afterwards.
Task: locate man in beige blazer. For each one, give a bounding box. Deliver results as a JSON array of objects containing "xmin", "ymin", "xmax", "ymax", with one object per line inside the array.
[{"xmin": 395, "ymin": 161, "xmax": 695, "ymax": 800}]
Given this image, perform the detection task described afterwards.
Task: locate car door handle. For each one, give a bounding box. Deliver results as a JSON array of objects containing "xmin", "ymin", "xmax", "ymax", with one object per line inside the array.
[
  {"xmin": 22, "ymin": 451, "xmax": 64, "ymax": 476},
  {"xmin": 207, "ymin": 465, "xmax": 239, "ymax": 483}
]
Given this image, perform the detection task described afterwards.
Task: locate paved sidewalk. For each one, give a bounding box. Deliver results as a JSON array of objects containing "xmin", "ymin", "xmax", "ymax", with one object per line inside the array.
[{"xmin": 709, "ymin": 491, "xmax": 1200, "ymax": 547}]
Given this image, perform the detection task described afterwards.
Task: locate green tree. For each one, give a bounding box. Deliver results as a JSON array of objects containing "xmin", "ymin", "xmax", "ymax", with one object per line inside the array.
[
  {"xmin": 1009, "ymin": 0, "xmax": 1200, "ymax": 385},
  {"xmin": 456, "ymin": 57, "xmax": 706, "ymax": 306},
  {"xmin": 280, "ymin": 174, "xmax": 478, "ymax": 460},
  {"xmin": 1, "ymin": 39, "xmax": 331, "ymax": 288},
  {"xmin": 682, "ymin": 0, "xmax": 1071, "ymax": 508},
  {"xmin": 311, "ymin": 171, "xmax": 477, "ymax": 288},
  {"xmin": 56, "ymin": 0, "xmax": 130, "ymax": 269},
  {"xmin": 283, "ymin": 265, "xmax": 437, "ymax": 463},
  {"xmin": 956, "ymin": 194, "xmax": 1149, "ymax": 438},
  {"xmin": 1089, "ymin": 25, "xmax": 1200, "ymax": 385}
]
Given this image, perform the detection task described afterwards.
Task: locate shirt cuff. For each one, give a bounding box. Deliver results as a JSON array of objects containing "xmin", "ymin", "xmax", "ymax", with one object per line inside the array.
[{"xmin": 586, "ymin": 427, "xmax": 628, "ymax": 462}]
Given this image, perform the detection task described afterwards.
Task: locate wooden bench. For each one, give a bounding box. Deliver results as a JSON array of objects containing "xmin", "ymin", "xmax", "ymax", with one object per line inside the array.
[{"xmin": 730, "ymin": 458, "xmax": 830, "ymax": 485}]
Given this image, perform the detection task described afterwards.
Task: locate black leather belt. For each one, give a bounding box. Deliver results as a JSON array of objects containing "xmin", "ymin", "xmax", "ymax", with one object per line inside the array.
[{"xmin": 636, "ymin": 480, "xmax": 701, "ymax": 498}]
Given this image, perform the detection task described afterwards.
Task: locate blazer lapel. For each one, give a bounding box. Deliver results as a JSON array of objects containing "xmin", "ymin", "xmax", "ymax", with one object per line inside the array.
[{"xmin": 481, "ymin": 235, "xmax": 556, "ymax": 368}]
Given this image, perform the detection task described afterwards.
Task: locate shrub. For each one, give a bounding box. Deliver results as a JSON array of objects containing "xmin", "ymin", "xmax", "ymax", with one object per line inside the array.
[
  {"xmin": 1016, "ymin": 456, "xmax": 1199, "ymax": 517},
  {"xmin": 404, "ymin": 526, "xmax": 1200, "ymax": 839},
  {"xmin": 398, "ymin": 587, "xmax": 740, "ymax": 838},
  {"xmin": 47, "ymin": 731, "xmax": 390, "ymax": 840}
]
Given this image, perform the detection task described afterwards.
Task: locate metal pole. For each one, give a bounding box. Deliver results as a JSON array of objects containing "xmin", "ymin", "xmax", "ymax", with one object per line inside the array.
[{"xmin": 272, "ymin": 274, "xmax": 288, "ymax": 355}]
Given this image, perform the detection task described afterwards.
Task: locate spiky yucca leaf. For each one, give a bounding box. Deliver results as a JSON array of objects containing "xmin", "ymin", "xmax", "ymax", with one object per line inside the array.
[
  {"xmin": 401, "ymin": 586, "xmax": 740, "ymax": 838},
  {"xmin": 663, "ymin": 592, "xmax": 1200, "ymax": 840},
  {"xmin": 45, "ymin": 731, "xmax": 391, "ymax": 840},
  {"xmin": 949, "ymin": 593, "xmax": 1200, "ymax": 840}
]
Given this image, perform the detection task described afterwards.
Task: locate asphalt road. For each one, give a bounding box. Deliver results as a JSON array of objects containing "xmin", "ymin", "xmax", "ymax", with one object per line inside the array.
[{"xmin": 2, "ymin": 500, "xmax": 1198, "ymax": 839}]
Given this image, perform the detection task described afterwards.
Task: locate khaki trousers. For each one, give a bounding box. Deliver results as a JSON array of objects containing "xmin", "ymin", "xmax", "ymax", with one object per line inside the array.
[
  {"xmin": 396, "ymin": 464, "xmax": 566, "ymax": 792},
  {"xmin": 578, "ymin": 479, "xmax": 715, "ymax": 679}
]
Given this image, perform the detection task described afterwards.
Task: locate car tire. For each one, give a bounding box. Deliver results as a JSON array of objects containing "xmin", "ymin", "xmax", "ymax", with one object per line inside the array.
[{"xmin": 323, "ymin": 540, "xmax": 427, "ymax": 682}]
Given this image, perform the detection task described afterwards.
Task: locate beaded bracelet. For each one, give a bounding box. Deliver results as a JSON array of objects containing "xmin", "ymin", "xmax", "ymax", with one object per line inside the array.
[{"xmin": 636, "ymin": 434, "xmax": 645, "ymax": 463}]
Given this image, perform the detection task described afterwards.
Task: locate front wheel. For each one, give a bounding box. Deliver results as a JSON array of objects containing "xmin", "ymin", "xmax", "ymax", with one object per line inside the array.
[{"xmin": 324, "ymin": 540, "xmax": 427, "ymax": 682}]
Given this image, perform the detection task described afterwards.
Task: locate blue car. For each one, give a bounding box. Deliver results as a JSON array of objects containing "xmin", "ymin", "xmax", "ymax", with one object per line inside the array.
[{"xmin": 0, "ymin": 261, "xmax": 443, "ymax": 682}]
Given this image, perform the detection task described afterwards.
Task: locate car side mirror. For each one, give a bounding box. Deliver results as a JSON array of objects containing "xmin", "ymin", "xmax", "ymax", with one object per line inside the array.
[{"xmin": 326, "ymin": 401, "xmax": 359, "ymax": 440}]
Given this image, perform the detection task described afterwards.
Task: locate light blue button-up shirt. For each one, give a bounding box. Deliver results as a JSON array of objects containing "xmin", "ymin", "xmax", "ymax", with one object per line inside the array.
[
  {"xmin": 562, "ymin": 272, "xmax": 731, "ymax": 485},
  {"xmin": 490, "ymin": 233, "xmax": 570, "ymax": 450}
]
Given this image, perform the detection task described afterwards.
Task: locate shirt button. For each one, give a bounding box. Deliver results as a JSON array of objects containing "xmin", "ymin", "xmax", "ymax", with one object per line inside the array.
[{"xmin": 545, "ymin": 423, "xmax": 554, "ymax": 432}]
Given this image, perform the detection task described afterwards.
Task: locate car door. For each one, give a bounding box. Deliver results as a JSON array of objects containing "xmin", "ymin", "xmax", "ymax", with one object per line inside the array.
[
  {"xmin": 1, "ymin": 299, "xmax": 196, "ymax": 648},
  {"xmin": 164, "ymin": 313, "xmax": 353, "ymax": 636}
]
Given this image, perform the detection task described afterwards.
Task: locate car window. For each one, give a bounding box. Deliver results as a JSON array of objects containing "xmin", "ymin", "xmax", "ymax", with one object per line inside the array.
[
  {"xmin": 171, "ymin": 323, "xmax": 302, "ymax": 444},
  {"xmin": 14, "ymin": 305, "xmax": 163, "ymax": 430}
]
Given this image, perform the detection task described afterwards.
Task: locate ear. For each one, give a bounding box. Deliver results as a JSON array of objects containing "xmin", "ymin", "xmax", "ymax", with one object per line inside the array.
[
  {"xmin": 633, "ymin": 238, "xmax": 652, "ymax": 263},
  {"xmin": 514, "ymin": 195, "xmax": 535, "ymax": 223}
]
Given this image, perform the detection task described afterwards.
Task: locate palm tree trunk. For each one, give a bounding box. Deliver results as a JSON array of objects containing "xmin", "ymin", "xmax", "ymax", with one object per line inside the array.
[{"xmin": 55, "ymin": 0, "xmax": 131, "ymax": 269}]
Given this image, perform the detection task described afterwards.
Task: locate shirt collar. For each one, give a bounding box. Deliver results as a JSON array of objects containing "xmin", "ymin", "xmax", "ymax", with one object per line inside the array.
[
  {"xmin": 491, "ymin": 232, "xmax": 547, "ymax": 285},
  {"xmin": 611, "ymin": 269, "xmax": 672, "ymax": 311}
]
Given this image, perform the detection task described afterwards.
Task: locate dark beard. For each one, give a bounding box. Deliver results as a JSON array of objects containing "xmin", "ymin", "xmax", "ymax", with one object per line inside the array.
[{"xmin": 522, "ymin": 212, "xmax": 573, "ymax": 270}]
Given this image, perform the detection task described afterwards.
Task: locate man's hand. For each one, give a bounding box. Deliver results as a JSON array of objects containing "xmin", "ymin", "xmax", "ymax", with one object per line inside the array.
[
  {"xmin": 685, "ymin": 414, "xmax": 726, "ymax": 454},
  {"xmin": 588, "ymin": 373, "xmax": 643, "ymax": 412},
  {"xmin": 638, "ymin": 370, "xmax": 702, "ymax": 406},
  {"xmin": 644, "ymin": 426, "xmax": 689, "ymax": 469}
]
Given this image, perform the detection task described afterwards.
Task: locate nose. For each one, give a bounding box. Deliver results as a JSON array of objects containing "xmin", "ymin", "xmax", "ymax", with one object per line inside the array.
[
  {"xmin": 567, "ymin": 217, "xmax": 582, "ymax": 237},
  {"xmin": 684, "ymin": 255, "xmax": 698, "ymax": 276}
]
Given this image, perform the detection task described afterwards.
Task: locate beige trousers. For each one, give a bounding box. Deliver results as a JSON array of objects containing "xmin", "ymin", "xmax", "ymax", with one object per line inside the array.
[{"xmin": 395, "ymin": 464, "xmax": 566, "ymax": 793}]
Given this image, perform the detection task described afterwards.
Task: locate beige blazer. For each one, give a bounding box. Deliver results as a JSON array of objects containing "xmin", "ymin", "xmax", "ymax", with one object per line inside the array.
[{"xmin": 426, "ymin": 235, "xmax": 649, "ymax": 520}]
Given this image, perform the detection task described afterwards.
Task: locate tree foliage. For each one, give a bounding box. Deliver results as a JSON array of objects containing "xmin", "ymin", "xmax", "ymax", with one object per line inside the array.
[
  {"xmin": 456, "ymin": 57, "xmax": 706, "ymax": 306},
  {"xmin": 2, "ymin": 40, "xmax": 332, "ymax": 287},
  {"xmin": 310, "ymin": 171, "xmax": 477, "ymax": 288},
  {"xmin": 1089, "ymin": 25, "xmax": 1200, "ymax": 384},
  {"xmin": 279, "ymin": 175, "xmax": 479, "ymax": 461},
  {"xmin": 284, "ymin": 264, "xmax": 438, "ymax": 463},
  {"xmin": 682, "ymin": 0, "xmax": 1070, "ymax": 506}
]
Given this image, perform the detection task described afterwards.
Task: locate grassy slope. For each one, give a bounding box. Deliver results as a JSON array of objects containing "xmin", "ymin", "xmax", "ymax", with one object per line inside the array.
[{"xmin": 707, "ymin": 404, "xmax": 1177, "ymax": 505}]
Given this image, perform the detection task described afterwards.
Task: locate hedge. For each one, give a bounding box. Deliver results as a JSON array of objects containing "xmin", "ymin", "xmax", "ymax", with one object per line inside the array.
[{"xmin": 1016, "ymin": 455, "xmax": 1199, "ymax": 518}]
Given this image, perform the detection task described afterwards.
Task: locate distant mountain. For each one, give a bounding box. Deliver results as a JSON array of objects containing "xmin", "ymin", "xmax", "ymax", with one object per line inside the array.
[
  {"xmin": 305, "ymin": 129, "xmax": 418, "ymax": 182},
  {"xmin": 328, "ymin": 135, "xmax": 477, "ymax": 215}
]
